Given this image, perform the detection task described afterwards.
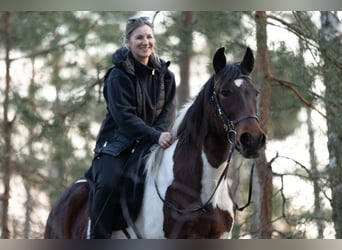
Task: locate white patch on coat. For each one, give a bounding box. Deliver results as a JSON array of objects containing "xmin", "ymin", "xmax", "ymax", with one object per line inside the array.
[
  {"xmin": 122, "ymin": 101, "xmax": 194, "ymax": 238},
  {"xmin": 171, "ymin": 101, "xmax": 192, "ymax": 137},
  {"xmin": 123, "ymin": 141, "xmax": 177, "ymax": 239},
  {"xmin": 234, "ymin": 78, "xmax": 244, "ymax": 88},
  {"xmin": 212, "ymin": 176, "xmax": 234, "ymax": 216},
  {"xmin": 220, "ymin": 231, "xmax": 232, "ymax": 239},
  {"xmin": 201, "ymin": 153, "xmax": 234, "ymax": 231},
  {"xmin": 200, "ymin": 153, "xmax": 216, "ymax": 202}
]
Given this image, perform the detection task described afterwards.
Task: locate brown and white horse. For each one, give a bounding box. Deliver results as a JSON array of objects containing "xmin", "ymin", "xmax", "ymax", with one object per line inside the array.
[{"xmin": 44, "ymin": 47, "xmax": 265, "ymax": 239}]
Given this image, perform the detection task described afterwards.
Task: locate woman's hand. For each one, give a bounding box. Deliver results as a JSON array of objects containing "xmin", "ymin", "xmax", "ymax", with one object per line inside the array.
[{"xmin": 158, "ymin": 132, "xmax": 173, "ymax": 148}]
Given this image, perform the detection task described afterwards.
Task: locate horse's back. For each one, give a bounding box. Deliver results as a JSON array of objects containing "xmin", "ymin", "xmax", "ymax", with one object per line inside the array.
[{"xmin": 44, "ymin": 179, "xmax": 89, "ymax": 239}]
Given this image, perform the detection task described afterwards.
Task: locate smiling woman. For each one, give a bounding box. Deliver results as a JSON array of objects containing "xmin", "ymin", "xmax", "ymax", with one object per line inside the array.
[
  {"xmin": 81, "ymin": 15, "xmax": 177, "ymax": 239},
  {"xmin": 125, "ymin": 16, "xmax": 156, "ymax": 65}
]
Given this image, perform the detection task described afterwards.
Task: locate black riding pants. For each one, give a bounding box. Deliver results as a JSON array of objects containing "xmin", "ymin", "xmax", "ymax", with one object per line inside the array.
[{"xmin": 86, "ymin": 149, "xmax": 131, "ymax": 239}]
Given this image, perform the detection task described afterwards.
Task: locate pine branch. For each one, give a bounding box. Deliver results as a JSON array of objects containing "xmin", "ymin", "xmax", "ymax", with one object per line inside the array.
[
  {"xmin": 2, "ymin": 38, "xmax": 78, "ymax": 62},
  {"xmin": 270, "ymin": 76, "xmax": 326, "ymax": 118}
]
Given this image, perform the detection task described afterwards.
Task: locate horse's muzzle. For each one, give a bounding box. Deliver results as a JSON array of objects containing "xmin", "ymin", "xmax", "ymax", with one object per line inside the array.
[{"xmin": 238, "ymin": 132, "xmax": 266, "ymax": 158}]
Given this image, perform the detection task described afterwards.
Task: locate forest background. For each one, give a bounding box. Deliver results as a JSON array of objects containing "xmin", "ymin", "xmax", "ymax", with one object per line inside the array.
[{"xmin": 0, "ymin": 11, "xmax": 341, "ymax": 239}]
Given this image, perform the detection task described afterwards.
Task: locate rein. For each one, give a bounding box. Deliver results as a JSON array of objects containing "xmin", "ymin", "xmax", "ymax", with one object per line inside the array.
[
  {"xmin": 154, "ymin": 142, "xmax": 236, "ymax": 214},
  {"xmin": 153, "ymin": 134, "xmax": 254, "ymax": 215}
]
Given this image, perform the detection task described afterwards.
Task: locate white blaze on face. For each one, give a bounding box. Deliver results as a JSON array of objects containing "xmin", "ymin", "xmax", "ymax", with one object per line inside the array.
[{"xmin": 234, "ymin": 78, "xmax": 244, "ymax": 88}]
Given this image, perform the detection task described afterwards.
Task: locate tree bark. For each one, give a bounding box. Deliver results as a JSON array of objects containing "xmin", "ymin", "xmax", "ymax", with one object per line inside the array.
[
  {"xmin": 177, "ymin": 11, "xmax": 193, "ymax": 108},
  {"xmin": 254, "ymin": 11, "xmax": 273, "ymax": 239},
  {"xmin": 1, "ymin": 11, "xmax": 13, "ymax": 239},
  {"xmin": 306, "ymin": 107, "xmax": 324, "ymax": 238},
  {"xmin": 320, "ymin": 11, "xmax": 342, "ymax": 238}
]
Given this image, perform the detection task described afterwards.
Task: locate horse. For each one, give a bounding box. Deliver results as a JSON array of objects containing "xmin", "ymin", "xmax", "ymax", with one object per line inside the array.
[{"xmin": 44, "ymin": 47, "xmax": 266, "ymax": 239}]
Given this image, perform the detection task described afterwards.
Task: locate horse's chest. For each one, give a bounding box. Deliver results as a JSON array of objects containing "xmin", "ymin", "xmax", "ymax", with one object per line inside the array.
[
  {"xmin": 163, "ymin": 205, "xmax": 234, "ymax": 238},
  {"xmin": 162, "ymin": 169, "xmax": 234, "ymax": 238}
]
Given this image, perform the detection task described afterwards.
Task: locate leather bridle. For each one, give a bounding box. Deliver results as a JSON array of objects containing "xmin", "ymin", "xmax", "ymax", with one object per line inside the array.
[{"xmin": 211, "ymin": 75, "xmax": 260, "ymax": 146}]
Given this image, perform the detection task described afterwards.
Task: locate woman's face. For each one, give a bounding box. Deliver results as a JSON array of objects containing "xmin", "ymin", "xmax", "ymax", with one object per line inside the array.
[{"xmin": 126, "ymin": 24, "xmax": 155, "ymax": 65}]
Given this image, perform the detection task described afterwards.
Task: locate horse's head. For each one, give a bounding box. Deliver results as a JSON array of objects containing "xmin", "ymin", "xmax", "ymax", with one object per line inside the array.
[{"xmin": 212, "ymin": 47, "xmax": 266, "ymax": 158}]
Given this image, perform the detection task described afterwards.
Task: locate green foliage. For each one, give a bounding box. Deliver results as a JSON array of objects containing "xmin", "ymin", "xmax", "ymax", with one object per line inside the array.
[
  {"xmin": 267, "ymin": 46, "xmax": 315, "ymax": 140},
  {"xmin": 156, "ymin": 11, "xmax": 250, "ymax": 65}
]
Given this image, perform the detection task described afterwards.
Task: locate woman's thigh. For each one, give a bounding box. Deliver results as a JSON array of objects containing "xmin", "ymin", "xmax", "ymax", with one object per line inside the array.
[{"xmin": 92, "ymin": 152, "xmax": 129, "ymax": 189}]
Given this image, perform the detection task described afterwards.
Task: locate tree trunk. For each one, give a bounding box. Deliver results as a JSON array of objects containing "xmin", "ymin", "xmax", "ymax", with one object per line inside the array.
[
  {"xmin": 320, "ymin": 11, "xmax": 342, "ymax": 238},
  {"xmin": 1, "ymin": 11, "xmax": 13, "ymax": 239},
  {"xmin": 177, "ymin": 11, "xmax": 193, "ymax": 108},
  {"xmin": 24, "ymin": 182, "xmax": 33, "ymax": 238},
  {"xmin": 254, "ymin": 11, "xmax": 273, "ymax": 239},
  {"xmin": 306, "ymin": 107, "xmax": 324, "ymax": 238}
]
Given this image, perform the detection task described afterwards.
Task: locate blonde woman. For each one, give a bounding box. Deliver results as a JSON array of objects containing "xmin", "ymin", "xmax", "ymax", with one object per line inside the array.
[{"xmin": 84, "ymin": 16, "xmax": 176, "ymax": 238}]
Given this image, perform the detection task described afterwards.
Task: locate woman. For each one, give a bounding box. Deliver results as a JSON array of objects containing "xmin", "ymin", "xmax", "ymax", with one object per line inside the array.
[{"xmin": 84, "ymin": 16, "xmax": 177, "ymax": 239}]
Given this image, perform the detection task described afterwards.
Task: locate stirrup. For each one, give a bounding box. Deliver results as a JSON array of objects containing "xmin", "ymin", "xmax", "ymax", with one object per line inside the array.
[{"xmin": 86, "ymin": 217, "xmax": 91, "ymax": 239}]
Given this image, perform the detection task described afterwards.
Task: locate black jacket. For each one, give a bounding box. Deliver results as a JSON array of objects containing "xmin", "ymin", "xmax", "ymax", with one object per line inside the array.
[{"xmin": 94, "ymin": 47, "xmax": 176, "ymax": 157}]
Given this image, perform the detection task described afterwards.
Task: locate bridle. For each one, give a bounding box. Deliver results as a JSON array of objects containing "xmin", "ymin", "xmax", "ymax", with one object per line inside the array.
[{"xmin": 212, "ymin": 74, "xmax": 260, "ymax": 147}]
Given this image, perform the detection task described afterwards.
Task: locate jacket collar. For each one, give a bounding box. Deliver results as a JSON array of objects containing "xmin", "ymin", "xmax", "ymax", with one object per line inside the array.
[{"xmin": 112, "ymin": 47, "xmax": 170, "ymax": 76}]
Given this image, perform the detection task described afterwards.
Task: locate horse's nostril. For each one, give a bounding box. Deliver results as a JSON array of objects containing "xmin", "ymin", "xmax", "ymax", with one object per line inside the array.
[
  {"xmin": 260, "ymin": 133, "xmax": 266, "ymax": 148},
  {"xmin": 240, "ymin": 133, "xmax": 266, "ymax": 148},
  {"xmin": 240, "ymin": 133, "xmax": 254, "ymax": 146}
]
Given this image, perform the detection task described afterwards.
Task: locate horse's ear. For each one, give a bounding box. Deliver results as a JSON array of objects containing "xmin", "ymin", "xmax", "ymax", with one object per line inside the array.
[
  {"xmin": 213, "ymin": 47, "xmax": 226, "ymax": 73},
  {"xmin": 240, "ymin": 47, "xmax": 254, "ymax": 74}
]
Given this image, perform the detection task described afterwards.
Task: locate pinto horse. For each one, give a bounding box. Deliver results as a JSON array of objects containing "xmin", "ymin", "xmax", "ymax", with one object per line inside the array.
[{"xmin": 44, "ymin": 47, "xmax": 265, "ymax": 239}]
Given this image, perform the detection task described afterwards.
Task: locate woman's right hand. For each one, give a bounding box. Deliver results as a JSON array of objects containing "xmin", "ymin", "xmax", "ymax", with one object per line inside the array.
[{"xmin": 158, "ymin": 132, "xmax": 173, "ymax": 149}]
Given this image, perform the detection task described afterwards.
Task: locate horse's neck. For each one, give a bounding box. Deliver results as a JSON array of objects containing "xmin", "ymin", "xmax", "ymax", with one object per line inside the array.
[
  {"xmin": 169, "ymin": 96, "xmax": 232, "ymax": 202},
  {"xmin": 203, "ymin": 128, "xmax": 232, "ymax": 168},
  {"xmin": 201, "ymin": 127, "xmax": 233, "ymax": 202}
]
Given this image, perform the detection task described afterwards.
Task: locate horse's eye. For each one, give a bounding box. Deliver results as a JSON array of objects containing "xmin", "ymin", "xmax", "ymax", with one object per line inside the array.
[{"xmin": 220, "ymin": 90, "xmax": 231, "ymax": 97}]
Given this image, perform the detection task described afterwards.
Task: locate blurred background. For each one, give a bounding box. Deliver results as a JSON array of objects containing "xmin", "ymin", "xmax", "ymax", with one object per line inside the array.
[{"xmin": 0, "ymin": 11, "xmax": 341, "ymax": 239}]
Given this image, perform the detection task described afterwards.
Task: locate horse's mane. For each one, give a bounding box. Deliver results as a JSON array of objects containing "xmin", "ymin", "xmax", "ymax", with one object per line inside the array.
[
  {"xmin": 144, "ymin": 78, "xmax": 213, "ymax": 174},
  {"xmin": 170, "ymin": 102, "xmax": 191, "ymax": 138},
  {"xmin": 176, "ymin": 77, "xmax": 214, "ymax": 148}
]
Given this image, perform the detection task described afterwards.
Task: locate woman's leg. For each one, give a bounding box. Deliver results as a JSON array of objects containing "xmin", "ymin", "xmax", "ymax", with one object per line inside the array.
[{"xmin": 88, "ymin": 152, "xmax": 128, "ymax": 238}]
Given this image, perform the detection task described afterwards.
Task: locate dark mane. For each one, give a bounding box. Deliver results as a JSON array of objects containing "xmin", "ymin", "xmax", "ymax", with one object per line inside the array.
[{"xmin": 176, "ymin": 76, "xmax": 214, "ymax": 148}]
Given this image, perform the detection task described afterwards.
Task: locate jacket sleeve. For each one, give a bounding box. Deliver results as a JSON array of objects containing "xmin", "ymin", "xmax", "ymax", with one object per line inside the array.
[
  {"xmin": 104, "ymin": 69, "xmax": 161, "ymax": 144},
  {"xmin": 153, "ymin": 69, "xmax": 177, "ymax": 132}
]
